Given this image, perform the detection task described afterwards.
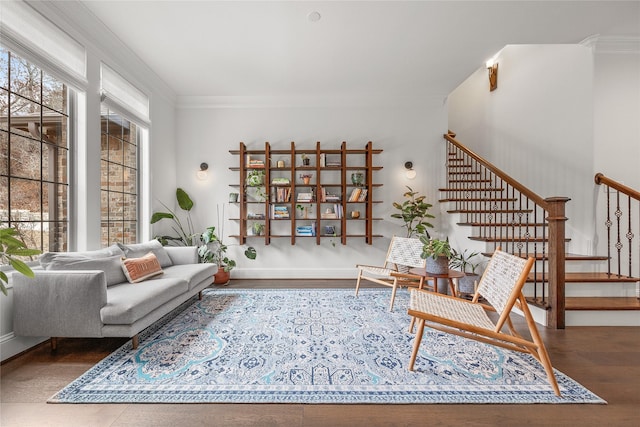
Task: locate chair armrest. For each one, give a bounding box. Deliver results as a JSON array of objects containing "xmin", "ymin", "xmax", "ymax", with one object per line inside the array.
[
  {"xmin": 12, "ymin": 270, "xmax": 108, "ymax": 337},
  {"xmin": 165, "ymin": 246, "xmax": 199, "ymax": 265}
]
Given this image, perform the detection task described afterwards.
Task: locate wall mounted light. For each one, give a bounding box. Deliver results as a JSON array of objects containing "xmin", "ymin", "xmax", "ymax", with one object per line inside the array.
[
  {"xmin": 486, "ymin": 58, "xmax": 498, "ymax": 92},
  {"xmin": 404, "ymin": 161, "xmax": 416, "ymax": 180},
  {"xmin": 196, "ymin": 162, "xmax": 209, "ymax": 181}
]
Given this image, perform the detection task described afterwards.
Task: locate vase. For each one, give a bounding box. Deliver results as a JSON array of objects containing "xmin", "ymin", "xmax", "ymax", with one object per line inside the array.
[
  {"xmin": 351, "ymin": 172, "xmax": 364, "ymax": 186},
  {"xmin": 425, "ymin": 256, "xmax": 449, "ymax": 275},
  {"xmin": 457, "ymin": 273, "xmax": 479, "ymax": 295},
  {"xmin": 213, "ymin": 267, "xmax": 230, "ymax": 285}
]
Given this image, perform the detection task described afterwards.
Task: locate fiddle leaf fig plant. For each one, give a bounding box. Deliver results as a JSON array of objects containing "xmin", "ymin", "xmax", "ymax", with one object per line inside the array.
[
  {"xmin": 0, "ymin": 227, "xmax": 41, "ymax": 296},
  {"xmin": 391, "ymin": 186, "xmax": 435, "ymax": 238}
]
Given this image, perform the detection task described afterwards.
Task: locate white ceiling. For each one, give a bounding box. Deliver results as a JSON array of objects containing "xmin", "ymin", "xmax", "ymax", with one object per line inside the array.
[{"xmin": 79, "ymin": 1, "xmax": 640, "ymax": 99}]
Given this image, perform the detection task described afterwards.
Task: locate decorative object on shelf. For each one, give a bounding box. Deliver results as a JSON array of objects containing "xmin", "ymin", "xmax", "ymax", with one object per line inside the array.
[
  {"xmin": 229, "ymin": 192, "xmax": 239, "ymax": 203},
  {"xmin": 324, "ymin": 225, "xmax": 336, "ymax": 236},
  {"xmin": 404, "ymin": 161, "xmax": 416, "ymax": 180},
  {"xmin": 450, "ymin": 248, "xmax": 485, "ymax": 295},
  {"xmin": 277, "ymin": 160, "xmax": 285, "ymax": 168},
  {"xmin": 299, "ymin": 173, "xmax": 313, "ymax": 185},
  {"xmin": 196, "ymin": 162, "xmax": 209, "ymax": 181},
  {"xmin": 351, "ymin": 171, "xmax": 364, "ymax": 186},
  {"xmin": 350, "ymin": 210, "xmax": 360, "ymax": 219},
  {"xmin": 419, "ymin": 236, "xmax": 453, "ymax": 275},
  {"xmin": 391, "ymin": 186, "xmax": 434, "ymax": 238},
  {"xmin": 252, "ymin": 222, "xmax": 265, "ymax": 236},
  {"xmin": 0, "ymin": 227, "xmax": 41, "ymax": 296},
  {"xmin": 198, "ymin": 204, "xmax": 257, "ymax": 284},
  {"xmin": 246, "ymin": 169, "xmax": 265, "ymax": 187},
  {"xmin": 301, "ymin": 153, "xmax": 310, "ymax": 166}
]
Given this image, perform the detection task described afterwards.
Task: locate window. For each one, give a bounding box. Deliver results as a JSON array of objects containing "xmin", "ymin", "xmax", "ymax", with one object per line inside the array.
[
  {"xmin": 100, "ymin": 106, "xmax": 139, "ymax": 246},
  {"xmin": 0, "ymin": 47, "xmax": 70, "ymax": 252}
]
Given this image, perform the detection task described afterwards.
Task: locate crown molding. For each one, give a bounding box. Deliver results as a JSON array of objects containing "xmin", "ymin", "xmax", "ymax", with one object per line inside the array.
[
  {"xmin": 177, "ymin": 94, "xmax": 448, "ymax": 110},
  {"xmin": 580, "ymin": 34, "xmax": 640, "ymax": 54}
]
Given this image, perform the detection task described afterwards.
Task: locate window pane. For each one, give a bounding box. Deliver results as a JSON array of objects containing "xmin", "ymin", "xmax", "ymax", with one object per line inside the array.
[
  {"xmin": 0, "ymin": 88, "xmax": 7, "ymax": 131},
  {"xmin": 108, "ymin": 163, "xmax": 124, "ymax": 193},
  {"xmin": 43, "ymin": 107, "xmax": 68, "ymax": 148},
  {"xmin": 13, "ymin": 221, "xmax": 42, "ymax": 255},
  {"xmin": 122, "ymin": 118, "xmax": 131, "ymax": 143},
  {"xmin": 100, "ymin": 190, "xmax": 109, "ymax": 220},
  {"xmin": 124, "ymin": 140, "xmax": 136, "ymax": 168},
  {"xmin": 47, "ymin": 220, "xmax": 67, "ymax": 252},
  {"xmin": 42, "ymin": 71, "xmax": 66, "ymax": 114},
  {"xmin": 123, "ymin": 193, "xmax": 137, "ymax": 221},
  {"xmin": 0, "ymin": 176, "xmax": 7, "ymax": 217},
  {"xmin": 0, "ymin": 48, "xmax": 8, "ymax": 90},
  {"xmin": 10, "ymin": 134, "xmax": 41, "ymax": 180},
  {"xmin": 108, "ymin": 113, "xmax": 124, "ymax": 140},
  {"xmin": 100, "ymin": 160, "xmax": 109, "ymax": 191},
  {"xmin": 122, "ymin": 220, "xmax": 137, "ymax": 244},
  {"xmin": 108, "ymin": 135, "xmax": 124, "ymax": 165},
  {"xmin": 43, "ymin": 142, "xmax": 68, "ymax": 184},
  {"xmin": 10, "ymin": 177, "xmax": 41, "ymax": 220},
  {"xmin": 109, "ymin": 221, "xmax": 123, "ymax": 245},
  {"xmin": 0, "ymin": 130, "xmax": 7, "ymax": 175},
  {"xmin": 123, "ymin": 166, "xmax": 136, "ymax": 194},
  {"xmin": 9, "ymin": 97, "xmax": 41, "ymax": 139},
  {"xmin": 10, "ymin": 55, "xmax": 41, "ymax": 103},
  {"xmin": 43, "ymin": 182, "xmax": 68, "ymax": 221}
]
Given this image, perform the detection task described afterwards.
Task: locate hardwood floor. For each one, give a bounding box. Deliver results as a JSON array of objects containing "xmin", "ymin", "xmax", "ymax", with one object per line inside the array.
[{"xmin": 2, "ymin": 280, "xmax": 639, "ymax": 427}]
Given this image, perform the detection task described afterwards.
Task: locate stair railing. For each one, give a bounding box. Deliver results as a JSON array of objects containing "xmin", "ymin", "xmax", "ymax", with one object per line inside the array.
[
  {"xmin": 594, "ymin": 173, "xmax": 640, "ymax": 288},
  {"xmin": 444, "ymin": 132, "xmax": 569, "ymax": 328}
]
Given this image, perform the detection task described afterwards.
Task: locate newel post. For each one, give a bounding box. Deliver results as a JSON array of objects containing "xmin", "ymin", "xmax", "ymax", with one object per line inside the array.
[{"xmin": 545, "ymin": 197, "xmax": 570, "ymax": 329}]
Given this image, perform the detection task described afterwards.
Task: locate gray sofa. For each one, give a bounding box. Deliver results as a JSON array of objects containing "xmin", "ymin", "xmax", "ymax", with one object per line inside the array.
[{"xmin": 12, "ymin": 241, "xmax": 216, "ymax": 350}]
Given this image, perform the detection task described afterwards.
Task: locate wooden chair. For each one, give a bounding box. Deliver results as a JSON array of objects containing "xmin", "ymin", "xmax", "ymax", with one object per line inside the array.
[
  {"xmin": 407, "ymin": 248, "xmax": 561, "ymax": 396},
  {"xmin": 355, "ymin": 236, "xmax": 428, "ymax": 311}
]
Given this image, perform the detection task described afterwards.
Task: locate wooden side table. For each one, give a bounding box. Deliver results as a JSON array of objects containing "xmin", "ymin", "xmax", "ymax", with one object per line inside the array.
[{"xmin": 409, "ymin": 268, "xmax": 465, "ymax": 296}]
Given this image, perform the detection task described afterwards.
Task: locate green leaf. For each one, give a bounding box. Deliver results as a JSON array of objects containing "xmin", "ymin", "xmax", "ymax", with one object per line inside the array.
[
  {"xmin": 150, "ymin": 212, "xmax": 174, "ymax": 224},
  {"xmin": 176, "ymin": 188, "xmax": 194, "ymax": 212},
  {"xmin": 5, "ymin": 248, "xmax": 41, "ymax": 257},
  {"xmin": 244, "ymin": 246, "xmax": 257, "ymax": 260},
  {"xmin": 0, "ymin": 282, "xmax": 7, "ymax": 296},
  {"xmin": 9, "ymin": 258, "xmax": 35, "ymax": 278}
]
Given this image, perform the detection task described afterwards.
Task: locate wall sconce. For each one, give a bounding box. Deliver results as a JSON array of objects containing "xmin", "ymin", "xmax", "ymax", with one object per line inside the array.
[
  {"xmin": 196, "ymin": 162, "xmax": 209, "ymax": 181},
  {"xmin": 404, "ymin": 161, "xmax": 416, "ymax": 180},
  {"xmin": 486, "ymin": 59, "xmax": 498, "ymax": 92}
]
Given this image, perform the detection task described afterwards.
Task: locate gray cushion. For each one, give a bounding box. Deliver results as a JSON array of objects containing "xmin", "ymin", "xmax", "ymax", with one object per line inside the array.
[
  {"xmin": 39, "ymin": 244, "xmax": 124, "ymax": 269},
  {"xmin": 45, "ymin": 255, "xmax": 127, "ymax": 286},
  {"xmin": 117, "ymin": 240, "xmax": 173, "ymax": 268},
  {"xmin": 161, "ymin": 263, "xmax": 216, "ymax": 290}
]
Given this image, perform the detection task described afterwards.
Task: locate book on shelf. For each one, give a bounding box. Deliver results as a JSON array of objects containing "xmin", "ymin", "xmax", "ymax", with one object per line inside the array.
[
  {"xmin": 296, "ymin": 192, "xmax": 314, "ymax": 202},
  {"xmin": 325, "ymin": 154, "xmax": 341, "ymax": 167},
  {"xmin": 247, "ymin": 212, "xmax": 265, "ymax": 220},
  {"xmin": 271, "ymin": 205, "xmax": 290, "ymax": 219},
  {"xmin": 296, "ymin": 223, "xmax": 316, "ymax": 236},
  {"xmin": 348, "ymin": 188, "xmax": 368, "ymax": 202},
  {"xmin": 320, "ymin": 203, "xmax": 343, "ymax": 219},
  {"xmin": 271, "ymin": 177, "xmax": 290, "ymax": 186},
  {"xmin": 273, "ymin": 186, "xmax": 291, "ymax": 203}
]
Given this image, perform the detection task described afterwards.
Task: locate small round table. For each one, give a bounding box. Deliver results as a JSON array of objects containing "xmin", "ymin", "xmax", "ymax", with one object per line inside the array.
[{"xmin": 409, "ymin": 268, "xmax": 465, "ymax": 296}]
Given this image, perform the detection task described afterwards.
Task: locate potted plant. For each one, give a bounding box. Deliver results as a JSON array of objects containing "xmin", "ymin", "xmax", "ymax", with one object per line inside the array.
[
  {"xmin": 198, "ymin": 205, "xmax": 257, "ymax": 285},
  {"xmin": 252, "ymin": 222, "xmax": 265, "ymax": 236},
  {"xmin": 151, "ymin": 188, "xmax": 199, "ymax": 246},
  {"xmin": 450, "ymin": 248, "xmax": 484, "ymax": 295},
  {"xmin": 299, "ymin": 173, "xmax": 313, "ymax": 185},
  {"xmin": 301, "ymin": 153, "xmax": 310, "ymax": 166},
  {"xmin": 419, "ymin": 235, "xmax": 452, "ymax": 276},
  {"xmin": 0, "ymin": 227, "xmax": 41, "ymax": 296},
  {"xmin": 391, "ymin": 186, "xmax": 435, "ymax": 238}
]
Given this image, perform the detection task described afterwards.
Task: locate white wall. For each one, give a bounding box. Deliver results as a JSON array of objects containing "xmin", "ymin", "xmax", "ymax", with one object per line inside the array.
[
  {"xmin": 175, "ymin": 97, "xmax": 448, "ymax": 278},
  {"xmin": 447, "ymin": 44, "xmax": 596, "ymax": 253}
]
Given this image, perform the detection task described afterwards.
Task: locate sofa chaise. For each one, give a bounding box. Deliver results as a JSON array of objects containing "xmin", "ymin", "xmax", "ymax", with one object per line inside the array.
[{"xmin": 12, "ymin": 241, "xmax": 216, "ymax": 350}]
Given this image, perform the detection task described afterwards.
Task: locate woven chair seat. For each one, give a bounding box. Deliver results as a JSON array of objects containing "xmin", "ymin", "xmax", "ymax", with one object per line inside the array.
[
  {"xmin": 409, "ymin": 289, "xmax": 495, "ymax": 331},
  {"xmin": 359, "ymin": 265, "xmax": 396, "ymax": 279}
]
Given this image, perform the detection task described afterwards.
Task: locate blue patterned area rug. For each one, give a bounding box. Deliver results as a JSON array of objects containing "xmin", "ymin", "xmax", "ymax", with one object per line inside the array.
[{"xmin": 49, "ymin": 288, "xmax": 604, "ymax": 404}]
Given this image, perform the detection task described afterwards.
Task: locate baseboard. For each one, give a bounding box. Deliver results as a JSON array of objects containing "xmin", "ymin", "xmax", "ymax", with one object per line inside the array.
[
  {"xmin": 232, "ymin": 267, "xmax": 357, "ymax": 279},
  {"xmin": 0, "ymin": 333, "xmax": 48, "ymax": 362}
]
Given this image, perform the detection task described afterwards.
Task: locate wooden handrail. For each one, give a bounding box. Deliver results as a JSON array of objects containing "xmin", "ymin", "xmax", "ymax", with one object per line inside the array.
[
  {"xmin": 443, "ymin": 131, "xmax": 569, "ymax": 328},
  {"xmin": 444, "ymin": 133, "xmax": 548, "ymax": 208},
  {"xmin": 595, "ymin": 173, "xmax": 640, "ymax": 201}
]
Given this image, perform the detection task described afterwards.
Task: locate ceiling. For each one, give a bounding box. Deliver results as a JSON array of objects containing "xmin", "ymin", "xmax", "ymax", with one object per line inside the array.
[{"xmin": 79, "ymin": 1, "xmax": 640, "ymax": 99}]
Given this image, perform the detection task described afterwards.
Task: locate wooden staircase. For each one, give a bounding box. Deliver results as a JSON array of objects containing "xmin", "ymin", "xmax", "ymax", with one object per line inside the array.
[{"xmin": 440, "ymin": 132, "xmax": 639, "ymax": 327}]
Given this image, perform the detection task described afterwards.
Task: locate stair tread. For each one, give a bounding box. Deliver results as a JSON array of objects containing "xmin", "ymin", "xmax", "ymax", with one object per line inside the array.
[
  {"xmin": 527, "ymin": 272, "xmax": 640, "ymax": 283},
  {"xmin": 448, "ymin": 209, "xmax": 534, "ymax": 214},
  {"xmin": 457, "ymin": 222, "xmax": 547, "ymax": 227},
  {"xmin": 482, "ymin": 252, "xmax": 609, "ymax": 261},
  {"xmin": 469, "ymin": 236, "xmax": 570, "ymax": 243},
  {"xmin": 565, "ymin": 297, "xmax": 640, "ymax": 310},
  {"xmin": 440, "ymin": 188, "xmax": 504, "ymax": 192},
  {"xmin": 439, "ymin": 198, "xmax": 517, "ymax": 202}
]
